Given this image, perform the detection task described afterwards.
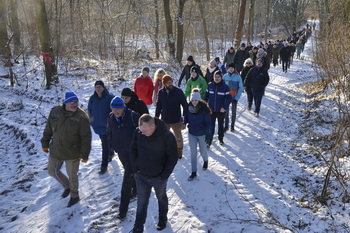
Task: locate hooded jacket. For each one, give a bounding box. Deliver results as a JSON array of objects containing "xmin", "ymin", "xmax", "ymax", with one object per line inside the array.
[
  {"xmin": 130, "ymin": 118, "xmax": 178, "ymax": 180},
  {"xmin": 184, "ymin": 101, "xmax": 212, "ymax": 136},
  {"xmin": 204, "ymin": 79, "xmax": 231, "ymax": 112},
  {"xmin": 107, "ymin": 108, "xmax": 139, "ymax": 155},
  {"xmin": 134, "ymin": 75, "xmax": 154, "ymax": 105},
  {"xmin": 245, "ymin": 65, "xmax": 270, "ymax": 91},
  {"xmin": 222, "ymin": 71, "xmax": 243, "ymax": 101},
  {"xmin": 88, "ymin": 88, "xmax": 114, "ymax": 135},
  {"xmin": 184, "ymin": 75, "xmax": 208, "ymax": 99},
  {"xmin": 41, "ymin": 105, "xmax": 92, "ymax": 160},
  {"xmin": 125, "ymin": 91, "xmax": 149, "ymax": 116},
  {"xmin": 155, "ymin": 86, "xmax": 187, "ymax": 124},
  {"xmin": 178, "ymin": 62, "xmax": 203, "ymax": 87}
]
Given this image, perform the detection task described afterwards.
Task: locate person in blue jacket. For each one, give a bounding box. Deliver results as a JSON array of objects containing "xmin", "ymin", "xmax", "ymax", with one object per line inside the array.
[
  {"xmin": 184, "ymin": 91, "xmax": 212, "ymax": 181},
  {"xmin": 108, "ymin": 97, "xmax": 140, "ymax": 220},
  {"xmin": 223, "ymin": 63, "xmax": 243, "ymax": 132},
  {"xmin": 204, "ymin": 71, "xmax": 231, "ymax": 147},
  {"xmin": 88, "ymin": 80, "xmax": 114, "ymax": 174}
]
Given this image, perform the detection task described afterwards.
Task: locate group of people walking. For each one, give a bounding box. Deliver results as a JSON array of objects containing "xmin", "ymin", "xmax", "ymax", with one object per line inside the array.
[{"xmin": 40, "ymin": 26, "xmax": 313, "ymax": 231}]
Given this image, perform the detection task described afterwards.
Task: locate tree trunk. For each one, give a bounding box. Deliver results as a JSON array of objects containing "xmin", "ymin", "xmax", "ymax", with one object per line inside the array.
[
  {"xmin": 176, "ymin": 0, "xmax": 186, "ymax": 63},
  {"xmin": 163, "ymin": 0, "xmax": 175, "ymax": 59},
  {"xmin": 9, "ymin": 0, "xmax": 21, "ymax": 58},
  {"xmin": 195, "ymin": 0, "xmax": 210, "ymax": 61},
  {"xmin": 235, "ymin": 0, "xmax": 247, "ymax": 48},
  {"xmin": 35, "ymin": 0, "xmax": 54, "ymax": 89},
  {"xmin": 264, "ymin": 0, "xmax": 270, "ymax": 42},
  {"xmin": 247, "ymin": 0, "xmax": 255, "ymax": 42},
  {"xmin": 0, "ymin": 0, "xmax": 12, "ymax": 65},
  {"xmin": 154, "ymin": 0, "xmax": 160, "ymax": 59}
]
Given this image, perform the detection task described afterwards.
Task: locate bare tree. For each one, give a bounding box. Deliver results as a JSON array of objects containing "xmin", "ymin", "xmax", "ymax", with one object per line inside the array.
[
  {"xmin": 154, "ymin": 0, "xmax": 160, "ymax": 59},
  {"xmin": 195, "ymin": 0, "xmax": 210, "ymax": 61},
  {"xmin": 176, "ymin": 0, "xmax": 186, "ymax": 63},
  {"xmin": 235, "ymin": 0, "xmax": 247, "ymax": 47},
  {"xmin": 34, "ymin": 0, "xmax": 55, "ymax": 89},
  {"xmin": 163, "ymin": 0, "xmax": 175, "ymax": 59},
  {"xmin": 264, "ymin": 0, "xmax": 270, "ymax": 42},
  {"xmin": 8, "ymin": 0, "xmax": 21, "ymax": 58},
  {"xmin": 0, "ymin": 0, "xmax": 12, "ymax": 65},
  {"xmin": 247, "ymin": 0, "xmax": 255, "ymax": 42}
]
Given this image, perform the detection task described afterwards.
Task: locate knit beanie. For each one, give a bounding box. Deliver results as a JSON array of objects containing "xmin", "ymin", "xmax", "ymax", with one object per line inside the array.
[
  {"xmin": 94, "ymin": 80, "xmax": 105, "ymax": 88},
  {"xmin": 64, "ymin": 92, "xmax": 79, "ymax": 104},
  {"xmin": 190, "ymin": 92, "xmax": 202, "ymax": 101},
  {"xmin": 142, "ymin": 67, "xmax": 150, "ymax": 73},
  {"xmin": 162, "ymin": 75, "xmax": 173, "ymax": 85},
  {"xmin": 187, "ymin": 56, "xmax": 194, "ymax": 62},
  {"xmin": 110, "ymin": 97, "xmax": 125, "ymax": 109},
  {"xmin": 121, "ymin": 88, "xmax": 133, "ymax": 97},
  {"xmin": 190, "ymin": 66, "xmax": 199, "ymax": 74}
]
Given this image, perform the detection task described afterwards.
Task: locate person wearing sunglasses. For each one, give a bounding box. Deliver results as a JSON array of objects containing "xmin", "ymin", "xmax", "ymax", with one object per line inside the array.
[{"xmin": 41, "ymin": 91, "xmax": 92, "ymax": 207}]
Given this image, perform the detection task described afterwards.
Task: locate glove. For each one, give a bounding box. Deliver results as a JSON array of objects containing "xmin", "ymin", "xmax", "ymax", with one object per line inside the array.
[
  {"xmin": 42, "ymin": 148, "xmax": 49, "ymax": 153},
  {"xmin": 81, "ymin": 159, "xmax": 88, "ymax": 163}
]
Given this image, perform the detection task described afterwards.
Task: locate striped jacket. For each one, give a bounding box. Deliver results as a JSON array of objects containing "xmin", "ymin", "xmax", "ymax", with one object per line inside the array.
[{"xmin": 204, "ymin": 80, "xmax": 231, "ymax": 113}]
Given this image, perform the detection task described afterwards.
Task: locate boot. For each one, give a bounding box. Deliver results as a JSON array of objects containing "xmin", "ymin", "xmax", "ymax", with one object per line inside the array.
[
  {"xmin": 203, "ymin": 161, "xmax": 208, "ymax": 170},
  {"xmin": 61, "ymin": 188, "xmax": 70, "ymax": 198},
  {"xmin": 187, "ymin": 172, "xmax": 197, "ymax": 181},
  {"xmin": 67, "ymin": 196, "xmax": 80, "ymax": 207},
  {"xmin": 157, "ymin": 216, "xmax": 168, "ymax": 231},
  {"xmin": 177, "ymin": 148, "xmax": 183, "ymax": 159}
]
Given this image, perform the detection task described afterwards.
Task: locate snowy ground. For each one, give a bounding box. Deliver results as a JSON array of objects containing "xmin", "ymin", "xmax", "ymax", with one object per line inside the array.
[{"xmin": 1, "ymin": 34, "xmax": 349, "ymax": 233}]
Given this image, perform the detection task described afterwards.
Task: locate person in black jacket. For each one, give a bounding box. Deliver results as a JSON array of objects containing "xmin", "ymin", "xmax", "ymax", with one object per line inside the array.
[
  {"xmin": 108, "ymin": 97, "xmax": 140, "ymax": 220},
  {"xmin": 130, "ymin": 114, "xmax": 178, "ymax": 233},
  {"xmin": 279, "ymin": 43, "xmax": 291, "ymax": 73},
  {"xmin": 245, "ymin": 59, "xmax": 270, "ymax": 117},
  {"xmin": 241, "ymin": 58, "xmax": 254, "ymax": 110},
  {"xmin": 177, "ymin": 55, "xmax": 203, "ymax": 87},
  {"xmin": 121, "ymin": 88, "xmax": 149, "ymax": 116},
  {"xmin": 233, "ymin": 43, "xmax": 250, "ymax": 73},
  {"xmin": 156, "ymin": 75, "xmax": 188, "ymax": 159}
]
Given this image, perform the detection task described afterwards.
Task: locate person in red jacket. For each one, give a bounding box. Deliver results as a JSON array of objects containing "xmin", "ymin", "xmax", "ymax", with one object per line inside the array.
[{"xmin": 134, "ymin": 67, "xmax": 154, "ymax": 109}]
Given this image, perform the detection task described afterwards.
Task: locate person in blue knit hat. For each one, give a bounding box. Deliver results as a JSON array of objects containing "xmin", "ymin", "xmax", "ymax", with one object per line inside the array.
[
  {"xmin": 108, "ymin": 96, "xmax": 140, "ymax": 220},
  {"xmin": 41, "ymin": 91, "xmax": 92, "ymax": 207}
]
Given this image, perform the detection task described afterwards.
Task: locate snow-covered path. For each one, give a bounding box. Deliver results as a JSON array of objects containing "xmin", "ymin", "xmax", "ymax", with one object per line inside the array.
[{"xmin": 1, "ymin": 36, "xmax": 341, "ymax": 233}]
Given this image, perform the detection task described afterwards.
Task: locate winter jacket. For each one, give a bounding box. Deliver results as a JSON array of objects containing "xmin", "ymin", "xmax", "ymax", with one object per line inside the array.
[
  {"xmin": 88, "ymin": 88, "xmax": 114, "ymax": 135},
  {"xmin": 272, "ymin": 47, "xmax": 280, "ymax": 59},
  {"xmin": 280, "ymin": 47, "xmax": 291, "ymax": 61},
  {"xmin": 217, "ymin": 63, "xmax": 227, "ymax": 74},
  {"xmin": 245, "ymin": 66, "xmax": 270, "ymax": 91},
  {"xmin": 204, "ymin": 80, "xmax": 231, "ymax": 112},
  {"xmin": 249, "ymin": 50, "xmax": 258, "ymax": 65},
  {"xmin": 184, "ymin": 101, "xmax": 211, "ymax": 136},
  {"xmin": 296, "ymin": 42, "xmax": 303, "ymax": 54},
  {"xmin": 222, "ymin": 71, "xmax": 243, "ymax": 101},
  {"xmin": 178, "ymin": 63, "xmax": 203, "ymax": 87},
  {"xmin": 233, "ymin": 49, "xmax": 250, "ymax": 72},
  {"xmin": 184, "ymin": 76, "xmax": 208, "ymax": 99},
  {"xmin": 130, "ymin": 118, "xmax": 178, "ymax": 180},
  {"xmin": 41, "ymin": 105, "xmax": 92, "ymax": 160},
  {"xmin": 241, "ymin": 65, "xmax": 253, "ymax": 85},
  {"xmin": 126, "ymin": 91, "xmax": 149, "ymax": 116},
  {"xmin": 155, "ymin": 86, "xmax": 187, "ymax": 124},
  {"xmin": 134, "ymin": 75, "xmax": 154, "ymax": 105},
  {"xmin": 204, "ymin": 66, "xmax": 220, "ymax": 84},
  {"xmin": 223, "ymin": 50, "xmax": 235, "ymax": 67},
  {"xmin": 107, "ymin": 108, "xmax": 139, "ymax": 155}
]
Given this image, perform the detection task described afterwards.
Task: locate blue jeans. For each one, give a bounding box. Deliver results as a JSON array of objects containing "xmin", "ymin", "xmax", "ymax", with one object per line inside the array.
[
  {"xmin": 99, "ymin": 134, "xmax": 110, "ymax": 168},
  {"xmin": 224, "ymin": 99, "xmax": 237, "ymax": 129},
  {"xmin": 188, "ymin": 134, "xmax": 208, "ymax": 172},
  {"xmin": 133, "ymin": 173, "xmax": 168, "ymax": 229},
  {"xmin": 252, "ymin": 89, "xmax": 265, "ymax": 114}
]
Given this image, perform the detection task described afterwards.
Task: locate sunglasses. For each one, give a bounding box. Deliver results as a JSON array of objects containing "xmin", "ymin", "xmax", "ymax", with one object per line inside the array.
[{"xmin": 68, "ymin": 101, "xmax": 78, "ymax": 105}]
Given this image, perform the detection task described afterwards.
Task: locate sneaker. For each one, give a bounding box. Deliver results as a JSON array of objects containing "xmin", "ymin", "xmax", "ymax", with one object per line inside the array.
[
  {"xmin": 157, "ymin": 216, "xmax": 167, "ymax": 231},
  {"xmin": 203, "ymin": 161, "xmax": 208, "ymax": 170},
  {"xmin": 61, "ymin": 188, "xmax": 70, "ymax": 198},
  {"xmin": 187, "ymin": 172, "xmax": 197, "ymax": 181},
  {"xmin": 254, "ymin": 112, "xmax": 260, "ymax": 118},
  {"xmin": 99, "ymin": 167, "xmax": 107, "ymax": 175},
  {"xmin": 219, "ymin": 140, "xmax": 224, "ymax": 145},
  {"xmin": 67, "ymin": 197, "xmax": 80, "ymax": 207},
  {"xmin": 117, "ymin": 212, "xmax": 127, "ymax": 220},
  {"xmin": 230, "ymin": 126, "xmax": 235, "ymax": 132}
]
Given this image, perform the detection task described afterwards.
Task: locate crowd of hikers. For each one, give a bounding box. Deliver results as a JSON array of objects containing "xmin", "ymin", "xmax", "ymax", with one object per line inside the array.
[{"xmin": 41, "ymin": 24, "xmax": 313, "ymax": 233}]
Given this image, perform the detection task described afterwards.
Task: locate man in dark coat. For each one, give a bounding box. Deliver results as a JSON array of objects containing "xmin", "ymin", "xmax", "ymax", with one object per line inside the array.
[
  {"xmin": 121, "ymin": 88, "xmax": 149, "ymax": 116},
  {"xmin": 280, "ymin": 43, "xmax": 291, "ymax": 73},
  {"xmin": 156, "ymin": 75, "xmax": 188, "ymax": 159},
  {"xmin": 130, "ymin": 114, "xmax": 178, "ymax": 233},
  {"xmin": 233, "ymin": 43, "xmax": 250, "ymax": 73},
  {"xmin": 108, "ymin": 97, "xmax": 140, "ymax": 220},
  {"xmin": 88, "ymin": 80, "xmax": 114, "ymax": 174},
  {"xmin": 245, "ymin": 59, "xmax": 270, "ymax": 117},
  {"xmin": 177, "ymin": 55, "xmax": 203, "ymax": 87}
]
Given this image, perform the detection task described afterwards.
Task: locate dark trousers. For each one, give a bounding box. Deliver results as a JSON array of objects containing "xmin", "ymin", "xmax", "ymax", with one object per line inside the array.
[
  {"xmin": 224, "ymin": 100, "xmax": 237, "ymax": 129},
  {"xmin": 99, "ymin": 134, "xmax": 110, "ymax": 168},
  {"xmin": 245, "ymin": 88, "xmax": 253, "ymax": 109},
  {"xmin": 118, "ymin": 152, "xmax": 136, "ymax": 214},
  {"xmin": 133, "ymin": 173, "xmax": 168, "ymax": 229},
  {"xmin": 282, "ymin": 59, "xmax": 289, "ymax": 72},
  {"xmin": 252, "ymin": 89, "xmax": 265, "ymax": 114},
  {"xmin": 208, "ymin": 112, "xmax": 225, "ymax": 145}
]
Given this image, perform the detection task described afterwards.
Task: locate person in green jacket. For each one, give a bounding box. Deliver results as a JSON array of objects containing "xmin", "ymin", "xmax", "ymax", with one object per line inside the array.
[
  {"xmin": 184, "ymin": 66, "xmax": 208, "ymax": 99},
  {"xmin": 41, "ymin": 92, "xmax": 92, "ymax": 207}
]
